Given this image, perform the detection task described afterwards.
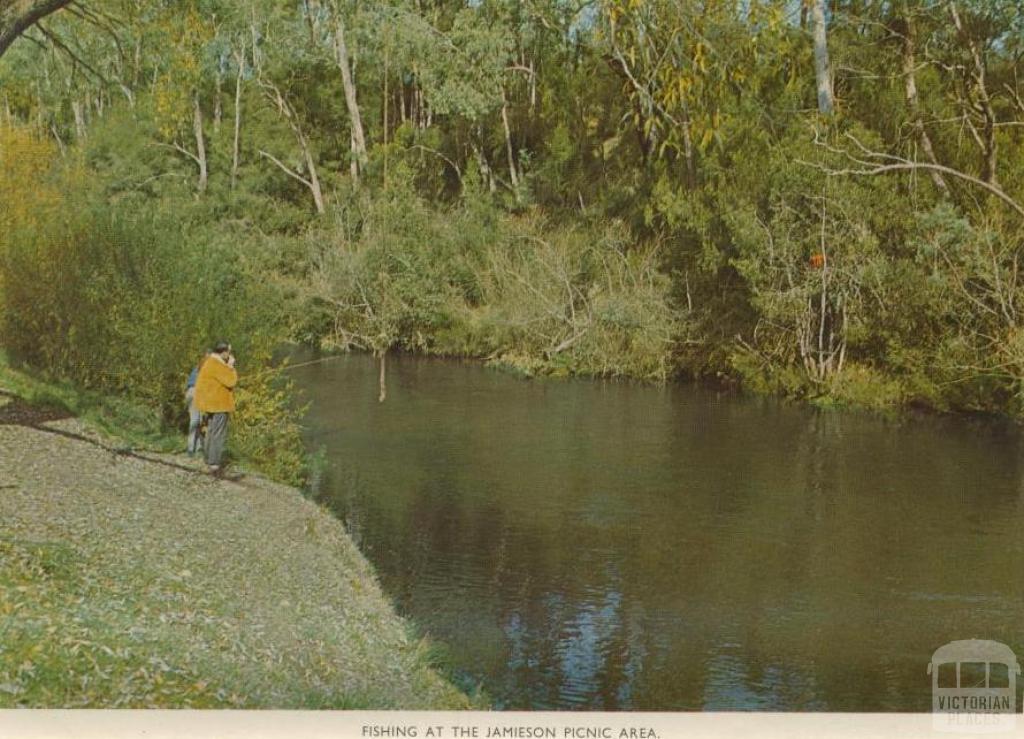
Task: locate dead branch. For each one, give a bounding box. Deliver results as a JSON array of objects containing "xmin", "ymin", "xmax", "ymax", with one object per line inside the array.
[
  {"xmin": 801, "ymin": 132, "xmax": 1024, "ymax": 219},
  {"xmin": 257, "ymin": 149, "xmax": 313, "ymax": 189}
]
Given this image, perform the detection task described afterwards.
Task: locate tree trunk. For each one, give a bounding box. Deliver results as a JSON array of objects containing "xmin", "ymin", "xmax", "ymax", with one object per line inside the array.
[
  {"xmin": 213, "ymin": 67, "xmax": 223, "ymax": 132},
  {"xmin": 349, "ymin": 130, "xmax": 358, "ymax": 179},
  {"xmin": 258, "ymin": 81, "xmax": 325, "ymax": 214},
  {"xmin": 473, "ymin": 142, "xmax": 496, "ymax": 193},
  {"xmin": 50, "ymin": 124, "xmax": 66, "ymax": 156},
  {"xmin": 334, "ymin": 15, "xmax": 367, "ymax": 180},
  {"xmin": 948, "ymin": 1, "xmax": 998, "ymax": 185},
  {"xmin": 132, "ymin": 38, "xmax": 142, "ymax": 88},
  {"xmin": 529, "ymin": 57, "xmax": 537, "ymax": 113},
  {"xmin": 411, "ymin": 73, "xmax": 420, "ymax": 128},
  {"xmin": 898, "ymin": 5, "xmax": 948, "ymax": 194},
  {"xmin": 118, "ymin": 83, "xmax": 135, "ymax": 108},
  {"xmin": 811, "ymin": 0, "xmax": 835, "ymax": 115},
  {"xmin": 500, "ymin": 89, "xmax": 520, "ymax": 189},
  {"xmin": 0, "ymin": 0, "xmax": 73, "ymax": 59},
  {"xmin": 680, "ymin": 99, "xmax": 696, "ymax": 187},
  {"xmin": 193, "ymin": 94, "xmax": 208, "ymax": 193},
  {"xmin": 71, "ymin": 99, "xmax": 86, "ymax": 140},
  {"xmin": 383, "ymin": 42, "xmax": 389, "ymax": 189},
  {"xmin": 231, "ymin": 47, "xmax": 244, "ymax": 190},
  {"xmin": 304, "ymin": 142, "xmax": 325, "ymax": 213}
]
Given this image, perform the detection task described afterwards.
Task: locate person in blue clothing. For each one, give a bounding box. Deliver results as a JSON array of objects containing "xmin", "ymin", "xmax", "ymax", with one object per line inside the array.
[{"xmin": 185, "ymin": 351, "xmax": 208, "ymax": 455}]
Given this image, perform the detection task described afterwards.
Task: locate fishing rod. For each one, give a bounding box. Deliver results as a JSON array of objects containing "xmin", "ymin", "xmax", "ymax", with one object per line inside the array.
[
  {"xmin": 238, "ymin": 354, "xmax": 342, "ymax": 384},
  {"xmin": 234, "ymin": 350, "xmax": 389, "ymax": 403}
]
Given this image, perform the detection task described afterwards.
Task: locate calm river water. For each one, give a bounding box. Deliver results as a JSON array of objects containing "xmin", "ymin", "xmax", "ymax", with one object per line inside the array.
[{"xmin": 290, "ymin": 352, "xmax": 1024, "ymax": 711}]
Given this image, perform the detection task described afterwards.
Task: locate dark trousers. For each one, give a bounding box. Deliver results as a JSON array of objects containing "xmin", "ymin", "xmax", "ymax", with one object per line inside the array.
[
  {"xmin": 187, "ymin": 404, "xmax": 203, "ymax": 453},
  {"xmin": 204, "ymin": 412, "xmax": 230, "ymax": 466}
]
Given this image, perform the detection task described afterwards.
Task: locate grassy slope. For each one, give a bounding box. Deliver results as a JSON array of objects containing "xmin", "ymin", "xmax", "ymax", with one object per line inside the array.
[{"xmin": 0, "ymin": 374, "xmax": 473, "ymax": 709}]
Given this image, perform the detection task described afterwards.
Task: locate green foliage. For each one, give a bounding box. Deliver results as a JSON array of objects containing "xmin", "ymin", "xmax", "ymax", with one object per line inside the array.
[
  {"xmin": 1, "ymin": 201, "xmax": 271, "ymax": 407},
  {"xmin": 231, "ymin": 369, "xmax": 308, "ymax": 486},
  {"xmin": 1, "ymin": 0, "xmax": 1024, "ymax": 417},
  {"xmin": 0, "ymin": 137, "xmax": 303, "ymax": 481},
  {"xmin": 307, "ymin": 183, "xmax": 683, "ymax": 380}
]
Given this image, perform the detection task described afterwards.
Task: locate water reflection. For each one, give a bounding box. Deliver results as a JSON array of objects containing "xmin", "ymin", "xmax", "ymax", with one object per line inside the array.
[{"xmin": 293, "ymin": 352, "xmax": 1024, "ymax": 710}]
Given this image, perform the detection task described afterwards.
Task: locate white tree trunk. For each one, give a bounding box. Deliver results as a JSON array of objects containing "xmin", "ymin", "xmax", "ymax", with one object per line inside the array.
[
  {"xmin": 811, "ymin": 0, "xmax": 835, "ymax": 115},
  {"xmin": 305, "ymin": 144, "xmax": 325, "ymax": 214},
  {"xmin": 213, "ymin": 67, "xmax": 223, "ymax": 132},
  {"xmin": 258, "ymin": 81, "xmax": 325, "ymax": 214},
  {"xmin": 900, "ymin": 6, "xmax": 948, "ymax": 194},
  {"xmin": 231, "ymin": 47, "xmax": 244, "ymax": 190},
  {"xmin": 71, "ymin": 99, "xmax": 86, "ymax": 140},
  {"xmin": 193, "ymin": 94, "xmax": 208, "ymax": 193},
  {"xmin": 335, "ymin": 16, "xmax": 367, "ymax": 180},
  {"xmin": 500, "ymin": 90, "xmax": 520, "ymax": 189}
]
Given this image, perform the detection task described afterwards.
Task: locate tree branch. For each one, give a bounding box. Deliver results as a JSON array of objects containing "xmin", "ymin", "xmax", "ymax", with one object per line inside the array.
[
  {"xmin": 0, "ymin": 0, "xmax": 73, "ymax": 59},
  {"xmin": 803, "ymin": 132, "xmax": 1024, "ymax": 219},
  {"xmin": 407, "ymin": 144, "xmax": 461, "ymax": 180},
  {"xmin": 36, "ymin": 21, "xmax": 110, "ymax": 85},
  {"xmin": 149, "ymin": 141, "xmax": 200, "ymax": 167},
  {"xmin": 257, "ymin": 149, "xmax": 313, "ymax": 189}
]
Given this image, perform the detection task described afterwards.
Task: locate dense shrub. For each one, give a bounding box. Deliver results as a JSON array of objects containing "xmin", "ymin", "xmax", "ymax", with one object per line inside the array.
[
  {"xmin": 305, "ymin": 179, "xmax": 684, "ymax": 380},
  {"xmin": 645, "ymin": 117, "xmax": 1024, "ymax": 414},
  {"xmin": 0, "ymin": 124, "xmax": 304, "ymax": 483}
]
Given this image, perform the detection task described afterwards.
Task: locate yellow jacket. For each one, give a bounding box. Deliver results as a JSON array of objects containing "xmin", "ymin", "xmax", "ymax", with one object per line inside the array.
[{"xmin": 194, "ymin": 355, "xmax": 238, "ymax": 413}]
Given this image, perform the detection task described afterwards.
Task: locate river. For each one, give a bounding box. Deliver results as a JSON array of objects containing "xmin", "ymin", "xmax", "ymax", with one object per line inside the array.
[{"xmin": 289, "ymin": 351, "xmax": 1024, "ymax": 711}]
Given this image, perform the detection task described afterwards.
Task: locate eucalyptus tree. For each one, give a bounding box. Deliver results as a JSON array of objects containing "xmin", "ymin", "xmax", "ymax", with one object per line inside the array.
[
  {"xmin": 599, "ymin": 0, "xmax": 779, "ymax": 185},
  {"xmin": 0, "ymin": 0, "xmax": 154, "ymax": 142},
  {"xmin": 331, "ymin": 2, "xmax": 368, "ymax": 180},
  {"xmin": 0, "ymin": 0, "xmax": 72, "ymax": 59},
  {"xmin": 891, "ymin": 0, "xmax": 949, "ymax": 193},
  {"xmin": 930, "ymin": 0, "xmax": 1023, "ymax": 187},
  {"xmin": 810, "ymin": 0, "xmax": 834, "ymax": 115},
  {"xmin": 151, "ymin": 5, "xmax": 217, "ymax": 192}
]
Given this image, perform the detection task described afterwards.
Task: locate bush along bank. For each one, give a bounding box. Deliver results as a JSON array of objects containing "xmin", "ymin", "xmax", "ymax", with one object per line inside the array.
[
  {"xmin": 287, "ymin": 174, "xmax": 1024, "ymax": 420},
  {"xmin": 0, "ymin": 126, "xmax": 307, "ymax": 485}
]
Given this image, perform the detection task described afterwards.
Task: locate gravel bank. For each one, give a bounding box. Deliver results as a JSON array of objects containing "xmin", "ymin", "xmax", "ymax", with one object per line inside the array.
[{"xmin": 0, "ymin": 403, "xmax": 470, "ymax": 709}]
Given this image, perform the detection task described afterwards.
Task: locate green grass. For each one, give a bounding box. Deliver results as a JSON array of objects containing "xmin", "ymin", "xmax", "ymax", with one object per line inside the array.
[{"xmin": 0, "ymin": 351, "xmax": 180, "ymax": 453}]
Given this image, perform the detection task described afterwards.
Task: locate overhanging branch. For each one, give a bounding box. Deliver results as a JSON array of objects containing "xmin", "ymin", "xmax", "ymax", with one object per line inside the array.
[
  {"xmin": 0, "ymin": 0, "xmax": 74, "ymax": 59},
  {"xmin": 258, "ymin": 149, "xmax": 313, "ymax": 189},
  {"xmin": 802, "ymin": 132, "xmax": 1024, "ymax": 220}
]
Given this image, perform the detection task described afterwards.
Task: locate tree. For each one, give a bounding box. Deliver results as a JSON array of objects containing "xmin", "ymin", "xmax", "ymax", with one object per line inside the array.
[
  {"xmin": 331, "ymin": 5, "xmax": 367, "ymax": 181},
  {"xmin": 894, "ymin": 0, "xmax": 948, "ymax": 194},
  {"xmin": 149, "ymin": 6, "xmax": 217, "ymax": 194},
  {"xmin": 945, "ymin": 0, "xmax": 1000, "ymax": 185},
  {"xmin": 0, "ymin": 0, "xmax": 72, "ymax": 59},
  {"xmin": 811, "ymin": 0, "xmax": 834, "ymax": 115}
]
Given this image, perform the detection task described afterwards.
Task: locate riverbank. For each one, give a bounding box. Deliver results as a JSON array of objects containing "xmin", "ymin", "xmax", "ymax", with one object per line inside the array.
[{"xmin": 0, "ymin": 376, "xmax": 474, "ymax": 708}]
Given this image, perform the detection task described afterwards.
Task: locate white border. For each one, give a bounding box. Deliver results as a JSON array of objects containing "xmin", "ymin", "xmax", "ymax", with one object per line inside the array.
[{"xmin": 2, "ymin": 710, "xmax": 1015, "ymax": 739}]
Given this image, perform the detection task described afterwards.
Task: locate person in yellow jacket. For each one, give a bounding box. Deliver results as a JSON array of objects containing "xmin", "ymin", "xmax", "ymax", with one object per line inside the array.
[{"xmin": 194, "ymin": 341, "xmax": 238, "ymax": 473}]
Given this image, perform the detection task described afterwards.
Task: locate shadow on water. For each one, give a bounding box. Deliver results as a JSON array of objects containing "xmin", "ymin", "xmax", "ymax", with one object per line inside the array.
[{"xmin": 291, "ymin": 350, "xmax": 1024, "ymax": 711}]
